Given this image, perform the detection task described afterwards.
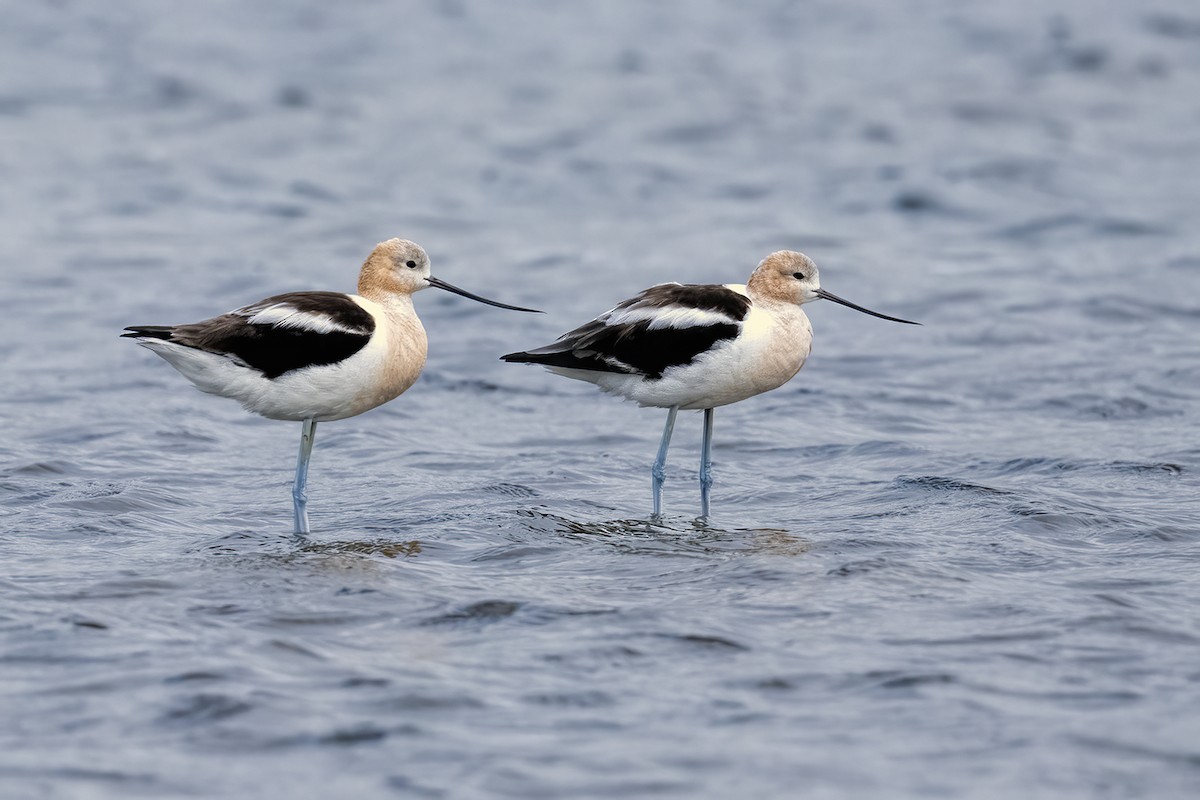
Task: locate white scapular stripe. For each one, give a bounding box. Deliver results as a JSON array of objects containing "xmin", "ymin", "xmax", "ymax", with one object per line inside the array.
[
  {"xmin": 608, "ymin": 305, "xmax": 738, "ymax": 330},
  {"xmin": 244, "ymin": 304, "xmax": 360, "ymax": 334}
]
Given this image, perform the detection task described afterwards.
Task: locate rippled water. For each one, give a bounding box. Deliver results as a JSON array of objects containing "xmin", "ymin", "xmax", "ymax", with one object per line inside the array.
[{"xmin": 2, "ymin": 1, "xmax": 1200, "ymax": 797}]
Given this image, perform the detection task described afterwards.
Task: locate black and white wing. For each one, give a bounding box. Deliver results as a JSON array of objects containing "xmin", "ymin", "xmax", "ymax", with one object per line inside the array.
[
  {"xmin": 502, "ymin": 283, "xmax": 751, "ymax": 379},
  {"xmin": 122, "ymin": 291, "xmax": 375, "ymax": 379}
]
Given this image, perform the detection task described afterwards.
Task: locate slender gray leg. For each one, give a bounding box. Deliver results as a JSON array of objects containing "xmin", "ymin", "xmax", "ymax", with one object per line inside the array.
[
  {"xmin": 699, "ymin": 408, "xmax": 714, "ymax": 519},
  {"xmin": 651, "ymin": 406, "xmax": 679, "ymax": 519},
  {"xmin": 292, "ymin": 418, "xmax": 318, "ymax": 534}
]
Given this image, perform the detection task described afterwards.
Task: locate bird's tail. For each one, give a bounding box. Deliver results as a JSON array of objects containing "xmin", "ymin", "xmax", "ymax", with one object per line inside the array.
[
  {"xmin": 500, "ymin": 350, "xmax": 565, "ymax": 365},
  {"xmin": 502, "ymin": 349, "xmax": 613, "ymax": 372},
  {"xmin": 121, "ymin": 325, "xmax": 174, "ymax": 340}
]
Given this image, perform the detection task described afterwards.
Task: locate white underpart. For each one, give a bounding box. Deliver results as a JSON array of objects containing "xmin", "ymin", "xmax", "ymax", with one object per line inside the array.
[
  {"xmin": 136, "ymin": 295, "xmax": 425, "ymax": 421},
  {"xmin": 547, "ymin": 285, "xmax": 814, "ymax": 410},
  {"xmin": 241, "ymin": 304, "xmax": 366, "ymax": 335}
]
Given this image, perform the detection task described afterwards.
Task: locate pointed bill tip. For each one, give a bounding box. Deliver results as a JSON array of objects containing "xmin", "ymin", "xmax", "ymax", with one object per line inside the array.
[
  {"xmin": 815, "ymin": 288, "xmax": 920, "ymax": 325},
  {"xmin": 426, "ymin": 276, "xmax": 542, "ymax": 313}
]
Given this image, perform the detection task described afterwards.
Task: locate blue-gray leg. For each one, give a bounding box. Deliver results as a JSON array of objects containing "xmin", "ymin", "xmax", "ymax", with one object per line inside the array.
[
  {"xmin": 292, "ymin": 418, "xmax": 318, "ymax": 534},
  {"xmin": 651, "ymin": 406, "xmax": 679, "ymax": 519},
  {"xmin": 699, "ymin": 407, "xmax": 715, "ymax": 519}
]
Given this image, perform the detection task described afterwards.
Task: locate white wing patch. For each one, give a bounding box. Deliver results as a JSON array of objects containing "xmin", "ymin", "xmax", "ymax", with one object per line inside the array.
[
  {"xmin": 604, "ymin": 283, "xmax": 748, "ymax": 331},
  {"xmin": 608, "ymin": 305, "xmax": 739, "ymax": 331},
  {"xmin": 242, "ymin": 303, "xmax": 361, "ymax": 335}
]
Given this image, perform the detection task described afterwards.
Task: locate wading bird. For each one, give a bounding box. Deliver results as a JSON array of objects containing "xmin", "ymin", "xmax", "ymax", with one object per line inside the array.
[
  {"xmin": 502, "ymin": 250, "xmax": 918, "ymax": 519},
  {"xmin": 124, "ymin": 238, "xmax": 538, "ymax": 533}
]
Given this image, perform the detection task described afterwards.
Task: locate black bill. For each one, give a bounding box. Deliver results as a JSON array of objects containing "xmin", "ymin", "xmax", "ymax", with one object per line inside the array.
[
  {"xmin": 426, "ymin": 276, "xmax": 542, "ymax": 313},
  {"xmin": 815, "ymin": 288, "xmax": 920, "ymax": 325}
]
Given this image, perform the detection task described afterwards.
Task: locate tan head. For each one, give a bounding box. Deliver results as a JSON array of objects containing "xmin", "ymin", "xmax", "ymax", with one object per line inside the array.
[
  {"xmin": 357, "ymin": 238, "xmax": 540, "ymax": 312},
  {"xmin": 358, "ymin": 238, "xmax": 433, "ymax": 298},
  {"xmin": 746, "ymin": 251, "xmax": 822, "ymax": 305},
  {"xmin": 747, "ymin": 250, "xmax": 919, "ymax": 324}
]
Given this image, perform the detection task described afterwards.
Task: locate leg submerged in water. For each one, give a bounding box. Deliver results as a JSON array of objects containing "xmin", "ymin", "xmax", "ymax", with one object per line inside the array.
[
  {"xmin": 651, "ymin": 407, "xmax": 678, "ymax": 519},
  {"xmin": 292, "ymin": 418, "xmax": 318, "ymax": 534},
  {"xmin": 699, "ymin": 408, "xmax": 714, "ymax": 519}
]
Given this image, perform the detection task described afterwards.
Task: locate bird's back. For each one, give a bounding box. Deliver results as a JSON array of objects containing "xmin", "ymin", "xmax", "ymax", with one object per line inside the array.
[{"xmin": 503, "ymin": 283, "xmax": 748, "ymax": 375}]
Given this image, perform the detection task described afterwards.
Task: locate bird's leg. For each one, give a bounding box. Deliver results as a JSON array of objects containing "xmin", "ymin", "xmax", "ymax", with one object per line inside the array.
[
  {"xmin": 292, "ymin": 418, "xmax": 318, "ymax": 534},
  {"xmin": 699, "ymin": 407, "xmax": 715, "ymax": 520},
  {"xmin": 651, "ymin": 406, "xmax": 679, "ymax": 520}
]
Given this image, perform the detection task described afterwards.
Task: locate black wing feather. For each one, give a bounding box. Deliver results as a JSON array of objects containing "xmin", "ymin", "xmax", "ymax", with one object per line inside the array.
[
  {"xmin": 501, "ymin": 283, "xmax": 749, "ymax": 379},
  {"xmin": 123, "ymin": 291, "xmax": 375, "ymax": 380}
]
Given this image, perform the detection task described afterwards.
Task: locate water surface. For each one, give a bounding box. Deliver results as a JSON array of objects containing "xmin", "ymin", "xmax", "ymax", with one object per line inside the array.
[{"xmin": 2, "ymin": 1, "xmax": 1199, "ymax": 797}]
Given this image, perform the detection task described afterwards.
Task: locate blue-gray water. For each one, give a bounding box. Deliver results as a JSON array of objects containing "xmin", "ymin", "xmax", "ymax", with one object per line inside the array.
[{"xmin": 2, "ymin": 1, "xmax": 1199, "ymax": 797}]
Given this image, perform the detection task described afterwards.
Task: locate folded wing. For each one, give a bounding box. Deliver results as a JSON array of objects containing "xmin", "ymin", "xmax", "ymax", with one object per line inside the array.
[
  {"xmin": 502, "ymin": 283, "xmax": 751, "ymax": 380},
  {"xmin": 122, "ymin": 291, "xmax": 375, "ymax": 380}
]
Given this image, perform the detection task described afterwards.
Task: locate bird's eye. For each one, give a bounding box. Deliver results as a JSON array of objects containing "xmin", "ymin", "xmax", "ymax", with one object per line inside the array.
[
  {"xmin": 792, "ymin": 272, "xmax": 806, "ymax": 280},
  {"xmin": 406, "ymin": 260, "xmax": 417, "ymax": 269}
]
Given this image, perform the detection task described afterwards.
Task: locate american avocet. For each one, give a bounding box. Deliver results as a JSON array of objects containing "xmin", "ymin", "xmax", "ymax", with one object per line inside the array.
[
  {"xmin": 123, "ymin": 238, "xmax": 539, "ymax": 533},
  {"xmin": 502, "ymin": 250, "xmax": 918, "ymax": 519}
]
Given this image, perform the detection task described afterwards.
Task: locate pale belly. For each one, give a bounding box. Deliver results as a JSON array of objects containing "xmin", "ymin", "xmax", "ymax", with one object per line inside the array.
[
  {"xmin": 263, "ymin": 319, "xmax": 427, "ymax": 422},
  {"xmin": 255, "ymin": 345, "xmax": 425, "ymax": 421}
]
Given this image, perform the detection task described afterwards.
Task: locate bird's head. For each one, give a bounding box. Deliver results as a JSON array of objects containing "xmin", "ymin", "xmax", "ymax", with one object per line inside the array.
[
  {"xmin": 359, "ymin": 238, "xmax": 540, "ymax": 312},
  {"xmin": 359, "ymin": 238, "xmax": 432, "ymax": 296},
  {"xmin": 748, "ymin": 250, "xmax": 919, "ymax": 324}
]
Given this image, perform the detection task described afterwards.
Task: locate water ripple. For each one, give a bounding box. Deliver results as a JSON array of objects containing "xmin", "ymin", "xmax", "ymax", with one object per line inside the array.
[{"xmin": 3, "ymin": 1, "xmax": 1200, "ymax": 797}]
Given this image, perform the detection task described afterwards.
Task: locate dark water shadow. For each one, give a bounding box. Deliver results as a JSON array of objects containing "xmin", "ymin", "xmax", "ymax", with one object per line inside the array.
[
  {"xmin": 512, "ymin": 508, "xmax": 811, "ymax": 557},
  {"xmin": 190, "ymin": 529, "xmax": 425, "ymax": 568},
  {"xmin": 293, "ymin": 538, "xmax": 423, "ymax": 559}
]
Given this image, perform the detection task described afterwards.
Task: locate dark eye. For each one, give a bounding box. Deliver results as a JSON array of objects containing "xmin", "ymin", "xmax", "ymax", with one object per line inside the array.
[
  {"xmin": 792, "ymin": 272, "xmax": 806, "ymax": 280},
  {"xmin": 406, "ymin": 260, "xmax": 417, "ymax": 269}
]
